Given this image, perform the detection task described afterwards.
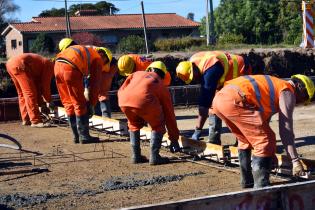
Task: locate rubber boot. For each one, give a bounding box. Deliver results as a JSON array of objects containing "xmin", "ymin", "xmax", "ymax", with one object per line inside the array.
[
  {"xmin": 100, "ymin": 100, "xmax": 111, "ymax": 118},
  {"xmin": 252, "ymin": 155, "xmax": 272, "ymax": 188},
  {"xmin": 76, "ymin": 114, "xmax": 99, "ymax": 144},
  {"xmin": 208, "ymin": 114, "xmax": 222, "ymax": 145},
  {"xmin": 238, "ymin": 149, "xmax": 254, "ymax": 188},
  {"xmin": 68, "ymin": 115, "xmax": 79, "ymax": 144},
  {"xmin": 130, "ymin": 130, "xmax": 147, "ymax": 164},
  {"xmin": 150, "ymin": 131, "xmax": 169, "ymax": 165}
]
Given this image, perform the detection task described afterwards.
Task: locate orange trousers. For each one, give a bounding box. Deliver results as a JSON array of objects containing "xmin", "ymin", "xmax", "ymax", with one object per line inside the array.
[
  {"xmin": 121, "ymin": 106, "xmax": 166, "ymax": 134},
  {"xmin": 212, "ymin": 86, "xmax": 276, "ymax": 157},
  {"xmin": 54, "ymin": 62, "xmax": 87, "ymax": 116},
  {"xmin": 7, "ymin": 68, "xmax": 41, "ymax": 124}
]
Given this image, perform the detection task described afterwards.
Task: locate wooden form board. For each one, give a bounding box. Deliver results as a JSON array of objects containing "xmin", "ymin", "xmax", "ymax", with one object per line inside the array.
[{"xmin": 54, "ymin": 107, "xmax": 226, "ymax": 163}]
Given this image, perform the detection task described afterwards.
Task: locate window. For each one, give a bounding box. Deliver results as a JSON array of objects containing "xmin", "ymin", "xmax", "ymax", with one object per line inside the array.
[
  {"xmin": 11, "ymin": 40, "xmax": 17, "ymax": 49},
  {"xmin": 18, "ymin": 41, "xmax": 22, "ymax": 46}
]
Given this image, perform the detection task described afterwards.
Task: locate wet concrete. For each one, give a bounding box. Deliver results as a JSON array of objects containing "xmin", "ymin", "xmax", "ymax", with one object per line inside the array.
[{"xmin": 101, "ymin": 171, "xmax": 205, "ymax": 191}]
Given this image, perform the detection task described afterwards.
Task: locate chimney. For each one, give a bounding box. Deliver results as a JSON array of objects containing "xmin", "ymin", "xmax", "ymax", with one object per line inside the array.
[{"xmin": 75, "ymin": 10, "xmax": 99, "ymax": 16}]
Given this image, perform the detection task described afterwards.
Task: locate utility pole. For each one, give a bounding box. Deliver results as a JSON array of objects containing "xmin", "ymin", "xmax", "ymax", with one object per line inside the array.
[
  {"xmin": 65, "ymin": 0, "xmax": 72, "ymax": 37},
  {"xmin": 205, "ymin": 0, "xmax": 210, "ymax": 46},
  {"xmin": 141, "ymin": 1, "xmax": 149, "ymax": 54},
  {"xmin": 209, "ymin": 0, "xmax": 215, "ymax": 44}
]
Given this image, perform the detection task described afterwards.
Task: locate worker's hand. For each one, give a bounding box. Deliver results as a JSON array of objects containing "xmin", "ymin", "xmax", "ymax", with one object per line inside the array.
[
  {"xmin": 47, "ymin": 101, "xmax": 56, "ymax": 113},
  {"xmin": 84, "ymin": 88, "xmax": 90, "ymax": 101},
  {"xmin": 87, "ymin": 103, "xmax": 95, "ymax": 119},
  {"xmin": 170, "ymin": 141, "xmax": 181, "ymax": 153},
  {"xmin": 191, "ymin": 128, "xmax": 202, "ymax": 141},
  {"xmin": 292, "ymin": 158, "xmax": 305, "ymax": 177}
]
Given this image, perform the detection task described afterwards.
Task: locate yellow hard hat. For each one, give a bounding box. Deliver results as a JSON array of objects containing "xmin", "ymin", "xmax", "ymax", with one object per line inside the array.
[
  {"xmin": 59, "ymin": 38, "xmax": 74, "ymax": 52},
  {"xmin": 118, "ymin": 55, "xmax": 135, "ymax": 76},
  {"xmin": 176, "ymin": 61, "xmax": 193, "ymax": 84},
  {"xmin": 291, "ymin": 74, "xmax": 315, "ymax": 103},
  {"xmin": 97, "ymin": 47, "xmax": 113, "ymax": 64},
  {"xmin": 146, "ymin": 61, "xmax": 171, "ymax": 86}
]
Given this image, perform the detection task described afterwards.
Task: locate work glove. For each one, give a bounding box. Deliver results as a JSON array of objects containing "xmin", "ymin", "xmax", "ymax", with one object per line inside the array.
[
  {"xmin": 191, "ymin": 128, "xmax": 202, "ymax": 141},
  {"xmin": 84, "ymin": 88, "xmax": 90, "ymax": 101},
  {"xmin": 292, "ymin": 158, "xmax": 305, "ymax": 177},
  {"xmin": 87, "ymin": 103, "xmax": 95, "ymax": 119},
  {"xmin": 46, "ymin": 101, "xmax": 56, "ymax": 113},
  {"xmin": 170, "ymin": 141, "xmax": 181, "ymax": 153}
]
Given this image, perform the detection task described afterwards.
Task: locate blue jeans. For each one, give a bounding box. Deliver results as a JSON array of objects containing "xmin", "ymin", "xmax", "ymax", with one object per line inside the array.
[{"xmin": 100, "ymin": 99, "xmax": 111, "ymax": 118}]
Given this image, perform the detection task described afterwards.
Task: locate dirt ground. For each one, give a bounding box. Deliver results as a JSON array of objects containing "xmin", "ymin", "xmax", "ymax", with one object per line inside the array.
[{"xmin": 1, "ymin": 104, "xmax": 315, "ymax": 209}]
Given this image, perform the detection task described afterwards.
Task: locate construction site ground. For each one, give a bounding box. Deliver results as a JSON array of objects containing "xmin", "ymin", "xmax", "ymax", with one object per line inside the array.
[{"xmin": 1, "ymin": 104, "xmax": 315, "ymax": 209}]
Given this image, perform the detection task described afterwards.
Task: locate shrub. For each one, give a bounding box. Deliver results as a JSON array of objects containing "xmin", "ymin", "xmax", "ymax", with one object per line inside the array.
[
  {"xmin": 154, "ymin": 37, "xmax": 205, "ymax": 51},
  {"xmin": 30, "ymin": 33, "xmax": 55, "ymax": 54},
  {"xmin": 72, "ymin": 32, "xmax": 103, "ymax": 46},
  {"xmin": 217, "ymin": 33, "xmax": 245, "ymax": 45},
  {"xmin": 117, "ymin": 35, "xmax": 146, "ymax": 53}
]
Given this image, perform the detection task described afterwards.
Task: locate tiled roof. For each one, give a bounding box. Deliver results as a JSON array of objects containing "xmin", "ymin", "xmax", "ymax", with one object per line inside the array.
[{"xmin": 9, "ymin": 13, "xmax": 200, "ymax": 33}]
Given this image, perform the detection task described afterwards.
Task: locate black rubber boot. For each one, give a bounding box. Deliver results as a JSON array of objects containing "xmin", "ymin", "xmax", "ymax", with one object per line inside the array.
[
  {"xmin": 238, "ymin": 149, "xmax": 254, "ymax": 188},
  {"xmin": 149, "ymin": 131, "xmax": 169, "ymax": 165},
  {"xmin": 208, "ymin": 114, "xmax": 222, "ymax": 145},
  {"xmin": 130, "ymin": 130, "xmax": 147, "ymax": 164},
  {"xmin": 68, "ymin": 115, "xmax": 79, "ymax": 144},
  {"xmin": 76, "ymin": 114, "xmax": 99, "ymax": 144},
  {"xmin": 252, "ymin": 155, "xmax": 272, "ymax": 188}
]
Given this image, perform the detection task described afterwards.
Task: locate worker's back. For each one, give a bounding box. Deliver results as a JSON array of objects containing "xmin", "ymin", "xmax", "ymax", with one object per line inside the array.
[{"xmin": 118, "ymin": 71, "xmax": 165, "ymax": 109}]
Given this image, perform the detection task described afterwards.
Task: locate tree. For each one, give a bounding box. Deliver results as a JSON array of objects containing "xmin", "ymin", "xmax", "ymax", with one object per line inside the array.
[
  {"xmin": 199, "ymin": 0, "xmax": 302, "ymax": 45},
  {"xmin": 72, "ymin": 32, "xmax": 103, "ymax": 46},
  {"xmin": 0, "ymin": 0, "xmax": 20, "ymax": 56},
  {"xmin": 38, "ymin": 1, "xmax": 119, "ymax": 17},
  {"xmin": 30, "ymin": 33, "xmax": 55, "ymax": 54}
]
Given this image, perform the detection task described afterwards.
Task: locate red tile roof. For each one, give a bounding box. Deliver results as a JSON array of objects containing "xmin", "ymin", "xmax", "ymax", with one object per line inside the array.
[{"xmin": 9, "ymin": 13, "xmax": 200, "ymax": 33}]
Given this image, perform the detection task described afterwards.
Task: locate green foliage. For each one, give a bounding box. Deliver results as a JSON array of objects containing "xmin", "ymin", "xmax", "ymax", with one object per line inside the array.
[
  {"xmin": 200, "ymin": 0, "xmax": 302, "ymax": 45},
  {"xmin": 117, "ymin": 35, "xmax": 146, "ymax": 53},
  {"xmin": 38, "ymin": 1, "xmax": 119, "ymax": 17},
  {"xmin": 30, "ymin": 33, "xmax": 55, "ymax": 54},
  {"xmin": 0, "ymin": 64, "xmax": 16, "ymax": 98},
  {"xmin": 217, "ymin": 33, "xmax": 245, "ymax": 45},
  {"xmin": 154, "ymin": 37, "xmax": 205, "ymax": 51}
]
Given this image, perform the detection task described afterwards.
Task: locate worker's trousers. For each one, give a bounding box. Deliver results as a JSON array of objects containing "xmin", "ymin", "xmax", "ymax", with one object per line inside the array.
[
  {"xmin": 54, "ymin": 62, "xmax": 87, "ymax": 117},
  {"xmin": 7, "ymin": 68, "xmax": 41, "ymax": 124},
  {"xmin": 212, "ymin": 85, "xmax": 276, "ymax": 157}
]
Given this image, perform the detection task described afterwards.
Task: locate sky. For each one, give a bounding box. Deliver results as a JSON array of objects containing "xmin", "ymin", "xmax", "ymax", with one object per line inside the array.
[{"xmin": 12, "ymin": 0, "xmax": 220, "ymax": 22}]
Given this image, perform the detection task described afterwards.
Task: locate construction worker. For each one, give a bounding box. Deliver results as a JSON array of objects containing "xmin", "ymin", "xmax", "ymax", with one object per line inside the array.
[
  {"xmin": 212, "ymin": 74, "xmax": 314, "ymax": 188},
  {"xmin": 55, "ymin": 38, "xmax": 106, "ymax": 144},
  {"xmin": 117, "ymin": 54, "xmax": 152, "ymax": 77},
  {"xmin": 6, "ymin": 53, "xmax": 55, "ymax": 127},
  {"xmin": 176, "ymin": 51, "xmax": 252, "ymax": 144},
  {"xmin": 118, "ymin": 61, "xmax": 180, "ymax": 165},
  {"xmin": 97, "ymin": 47, "xmax": 117, "ymax": 118}
]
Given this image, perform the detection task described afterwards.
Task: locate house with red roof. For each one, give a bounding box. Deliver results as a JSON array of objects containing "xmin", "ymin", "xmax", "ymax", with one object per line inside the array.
[{"xmin": 1, "ymin": 12, "xmax": 200, "ymax": 58}]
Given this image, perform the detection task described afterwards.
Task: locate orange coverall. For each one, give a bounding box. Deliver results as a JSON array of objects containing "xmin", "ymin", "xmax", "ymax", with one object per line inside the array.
[
  {"xmin": 6, "ymin": 53, "xmax": 54, "ymax": 124},
  {"xmin": 118, "ymin": 71, "xmax": 179, "ymax": 142},
  {"xmin": 212, "ymin": 75, "xmax": 294, "ymax": 157},
  {"xmin": 54, "ymin": 45, "xmax": 103, "ymax": 116},
  {"xmin": 98, "ymin": 64, "xmax": 118, "ymax": 102},
  {"xmin": 128, "ymin": 54, "xmax": 152, "ymax": 72}
]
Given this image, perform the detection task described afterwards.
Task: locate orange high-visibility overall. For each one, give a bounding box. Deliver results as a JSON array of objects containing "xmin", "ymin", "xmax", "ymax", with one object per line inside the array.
[
  {"xmin": 55, "ymin": 45, "xmax": 103, "ymax": 116},
  {"xmin": 128, "ymin": 54, "xmax": 152, "ymax": 72},
  {"xmin": 118, "ymin": 71, "xmax": 179, "ymax": 142},
  {"xmin": 212, "ymin": 75, "xmax": 294, "ymax": 157},
  {"xmin": 6, "ymin": 53, "xmax": 54, "ymax": 124},
  {"xmin": 98, "ymin": 65, "xmax": 118, "ymax": 101}
]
